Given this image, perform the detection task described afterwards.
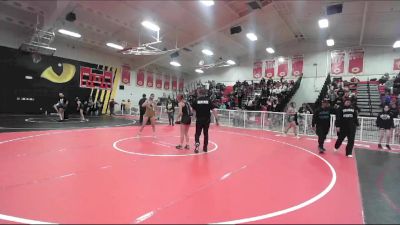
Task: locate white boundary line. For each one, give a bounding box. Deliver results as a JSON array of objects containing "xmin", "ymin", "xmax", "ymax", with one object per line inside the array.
[
  {"xmin": 210, "ymin": 130, "xmax": 337, "ymax": 224},
  {"xmin": 0, "ymin": 128, "xmax": 336, "ymax": 224},
  {"xmin": 113, "ymin": 136, "xmax": 218, "ymax": 157},
  {"xmin": 0, "ymin": 120, "xmax": 136, "ymax": 130}
]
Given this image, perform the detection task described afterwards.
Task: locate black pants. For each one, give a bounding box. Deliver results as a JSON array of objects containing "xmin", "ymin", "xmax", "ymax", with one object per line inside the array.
[
  {"xmin": 110, "ymin": 107, "xmax": 114, "ymax": 115},
  {"xmin": 317, "ymin": 127, "xmax": 329, "ymax": 148},
  {"xmin": 168, "ymin": 112, "xmax": 174, "ymax": 125},
  {"xmin": 195, "ymin": 121, "xmax": 210, "ymax": 150},
  {"xmin": 139, "ymin": 111, "xmax": 145, "ymax": 124},
  {"xmin": 335, "ymin": 126, "xmax": 356, "ymax": 156}
]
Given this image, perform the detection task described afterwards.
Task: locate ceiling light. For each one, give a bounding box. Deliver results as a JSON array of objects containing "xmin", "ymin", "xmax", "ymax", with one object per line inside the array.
[
  {"xmin": 393, "ymin": 40, "xmax": 400, "ymax": 48},
  {"xmin": 58, "ymin": 29, "xmax": 81, "ymax": 38},
  {"xmin": 266, "ymin": 47, "xmax": 275, "ymax": 54},
  {"xmin": 246, "ymin": 33, "xmax": 258, "ymax": 41},
  {"xmin": 318, "ymin": 18, "xmax": 329, "ymax": 29},
  {"xmin": 170, "ymin": 61, "xmax": 181, "ymax": 67},
  {"xmin": 278, "ymin": 57, "xmax": 285, "ymax": 63},
  {"xmin": 195, "ymin": 69, "xmax": 204, "ymax": 73},
  {"xmin": 202, "ymin": 49, "xmax": 214, "ymax": 56},
  {"xmin": 227, "ymin": 60, "xmax": 236, "ymax": 65},
  {"xmin": 106, "ymin": 42, "xmax": 124, "ymax": 50},
  {"xmin": 326, "ymin": 38, "xmax": 335, "ymax": 46},
  {"xmin": 141, "ymin": 20, "xmax": 160, "ymax": 32},
  {"xmin": 200, "ymin": 0, "xmax": 214, "ymax": 6},
  {"xmin": 25, "ymin": 76, "xmax": 33, "ymax": 80}
]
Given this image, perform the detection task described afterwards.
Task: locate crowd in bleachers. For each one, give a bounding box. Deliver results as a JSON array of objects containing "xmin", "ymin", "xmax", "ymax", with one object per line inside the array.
[
  {"xmin": 378, "ymin": 73, "xmax": 400, "ymax": 107},
  {"xmin": 374, "ymin": 73, "xmax": 400, "ymax": 121},
  {"xmin": 326, "ymin": 77, "xmax": 359, "ymax": 111},
  {"xmin": 186, "ymin": 77, "xmax": 299, "ymax": 112},
  {"xmin": 319, "ymin": 72, "xmax": 400, "ymax": 118}
]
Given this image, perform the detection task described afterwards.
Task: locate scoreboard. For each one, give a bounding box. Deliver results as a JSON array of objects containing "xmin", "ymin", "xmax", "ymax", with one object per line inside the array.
[{"xmin": 80, "ymin": 67, "xmax": 113, "ymax": 90}]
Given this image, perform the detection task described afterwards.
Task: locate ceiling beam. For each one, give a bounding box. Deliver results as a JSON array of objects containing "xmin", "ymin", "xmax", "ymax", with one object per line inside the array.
[
  {"xmin": 359, "ymin": 1, "xmax": 368, "ymax": 46},
  {"xmin": 41, "ymin": 0, "xmax": 74, "ymax": 31},
  {"xmin": 271, "ymin": 2, "xmax": 302, "ymax": 39},
  {"xmin": 136, "ymin": 2, "xmax": 273, "ymax": 70},
  {"xmin": 222, "ymin": 1, "xmax": 240, "ymax": 18}
]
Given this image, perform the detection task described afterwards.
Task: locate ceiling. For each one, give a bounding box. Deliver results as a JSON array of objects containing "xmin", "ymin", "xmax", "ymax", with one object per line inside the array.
[{"xmin": 0, "ymin": 0, "xmax": 399, "ymax": 75}]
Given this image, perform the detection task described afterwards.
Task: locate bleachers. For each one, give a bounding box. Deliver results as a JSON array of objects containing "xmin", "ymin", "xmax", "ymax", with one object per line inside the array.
[{"xmin": 357, "ymin": 82, "xmax": 382, "ymax": 117}]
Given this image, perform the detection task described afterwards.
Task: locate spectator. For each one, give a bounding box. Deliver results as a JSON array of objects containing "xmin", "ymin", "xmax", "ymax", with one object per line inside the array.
[
  {"xmin": 382, "ymin": 91, "xmax": 391, "ymax": 106},
  {"xmin": 389, "ymin": 103, "xmax": 399, "ymax": 118},
  {"xmin": 109, "ymin": 99, "xmax": 118, "ymax": 115},
  {"xmin": 126, "ymin": 99, "xmax": 131, "ymax": 115},
  {"xmin": 298, "ymin": 103, "xmax": 312, "ymax": 114},
  {"xmin": 327, "ymin": 85, "xmax": 338, "ymax": 106},
  {"xmin": 337, "ymin": 85, "xmax": 345, "ymax": 99},
  {"xmin": 121, "ymin": 100, "xmax": 126, "ymax": 113},
  {"xmin": 139, "ymin": 94, "xmax": 147, "ymax": 124}
]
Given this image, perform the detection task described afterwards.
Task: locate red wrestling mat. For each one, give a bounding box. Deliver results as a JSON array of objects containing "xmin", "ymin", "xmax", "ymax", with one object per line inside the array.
[{"xmin": 0, "ymin": 125, "xmax": 363, "ymax": 224}]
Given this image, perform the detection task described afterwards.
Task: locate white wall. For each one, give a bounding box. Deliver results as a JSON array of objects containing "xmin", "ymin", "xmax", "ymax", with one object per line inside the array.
[
  {"xmin": 186, "ymin": 41, "xmax": 400, "ymax": 106},
  {"xmin": 0, "ymin": 23, "xmax": 182, "ymax": 108},
  {"xmin": 114, "ymin": 70, "xmax": 178, "ymax": 108}
]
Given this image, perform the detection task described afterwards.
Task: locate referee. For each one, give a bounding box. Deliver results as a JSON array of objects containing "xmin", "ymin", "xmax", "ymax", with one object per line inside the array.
[{"xmin": 192, "ymin": 88, "xmax": 219, "ymax": 153}]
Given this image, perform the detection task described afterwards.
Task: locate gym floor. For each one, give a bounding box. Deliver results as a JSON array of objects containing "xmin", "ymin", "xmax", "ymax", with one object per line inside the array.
[{"xmin": 0, "ymin": 115, "xmax": 398, "ymax": 224}]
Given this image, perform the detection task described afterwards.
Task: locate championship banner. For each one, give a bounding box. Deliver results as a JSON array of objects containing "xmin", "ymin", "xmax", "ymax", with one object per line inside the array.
[
  {"xmin": 265, "ymin": 60, "xmax": 275, "ymax": 78},
  {"xmin": 121, "ymin": 65, "xmax": 131, "ymax": 85},
  {"xmin": 291, "ymin": 55, "xmax": 304, "ymax": 76},
  {"xmin": 146, "ymin": 71, "xmax": 154, "ymax": 88},
  {"xmin": 394, "ymin": 58, "xmax": 400, "ymax": 71},
  {"xmin": 164, "ymin": 74, "xmax": 170, "ymax": 90},
  {"xmin": 178, "ymin": 77, "xmax": 184, "ymax": 91},
  {"xmin": 136, "ymin": 69, "xmax": 145, "ymax": 86},
  {"xmin": 330, "ymin": 50, "xmax": 345, "ymax": 75},
  {"xmin": 172, "ymin": 76, "xmax": 177, "ymax": 91},
  {"xmin": 277, "ymin": 58, "xmax": 289, "ymax": 77},
  {"xmin": 253, "ymin": 61, "xmax": 262, "ymax": 79},
  {"xmin": 155, "ymin": 73, "xmax": 162, "ymax": 89},
  {"xmin": 348, "ymin": 49, "xmax": 364, "ymax": 74}
]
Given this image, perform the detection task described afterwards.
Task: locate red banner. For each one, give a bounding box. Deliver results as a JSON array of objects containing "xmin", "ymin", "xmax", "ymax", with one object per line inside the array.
[
  {"xmin": 253, "ymin": 61, "xmax": 262, "ymax": 79},
  {"xmin": 164, "ymin": 74, "xmax": 170, "ymax": 90},
  {"xmin": 277, "ymin": 58, "xmax": 289, "ymax": 77},
  {"xmin": 121, "ymin": 65, "xmax": 131, "ymax": 85},
  {"xmin": 80, "ymin": 67, "xmax": 113, "ymax": 90},
  {"xmin": 155, "ymin": 73, "xmax": 162, "ymax": 89},
  {"xmin": 394, "ymin": 58, "xmax": 400, "ymax": 71},
  {"xmin": 146, "ymin": 71, "xmax": 154, "ymax": 88},
  {"xmin": 136, "ymin": 69, "xmax": 145, "ymax": 86},
  {"xmin": 265, "ymin": 60, "xmax": 275, "ymax": 78},
  {"xmin": 331, "ymin": 50, "xmax": 345, "ymax": 75},
  {"xmin": 178, "ymin": 77, "xmax": 184, "ymax": 91},
  {"xmin": 172, "ymin": 76, "xmax": 177, "ymax": 91},
  {"xmin": 348, "ymin": 49, "xmax": 364, "ymax": 74},
  {"xmin": 291, "ymin": 55, "xmax": 303, "ymax": 76}
]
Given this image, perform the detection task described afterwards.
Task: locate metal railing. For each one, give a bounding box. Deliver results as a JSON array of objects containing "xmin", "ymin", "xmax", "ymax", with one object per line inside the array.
[{"xmin": 153, "ymin": 106, "xmax": 400, "ymax": 146}]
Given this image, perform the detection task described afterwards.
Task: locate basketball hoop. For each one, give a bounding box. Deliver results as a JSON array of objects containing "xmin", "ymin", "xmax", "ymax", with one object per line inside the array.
[{"xmin": 119, "ymin": 27, "xmax": 179, "ymax": 55}]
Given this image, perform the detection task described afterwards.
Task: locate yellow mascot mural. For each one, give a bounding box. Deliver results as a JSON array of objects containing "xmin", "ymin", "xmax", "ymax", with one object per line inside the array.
[{"xmin": 40, "ymin": 63, "xmax": 76, "ymax": 83}]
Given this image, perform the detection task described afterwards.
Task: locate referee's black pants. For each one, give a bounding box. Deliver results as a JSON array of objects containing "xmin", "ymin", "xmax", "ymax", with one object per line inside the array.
[
  {"xmin": 316, "ymin": 126, "xmax": 330, "ymax": 149},
  {"xmin": 335, "ymin": 126, "xmax": 356, "ymax": 156},
  {"xmin": 195, "ymin": 121, "xmax": 210, "ymax": 150}
]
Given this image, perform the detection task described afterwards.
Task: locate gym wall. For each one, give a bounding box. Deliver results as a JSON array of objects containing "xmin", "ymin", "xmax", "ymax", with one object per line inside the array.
[{"xmin": 0, "ymin": 46, "xmax": 121, "ymax": 114}]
